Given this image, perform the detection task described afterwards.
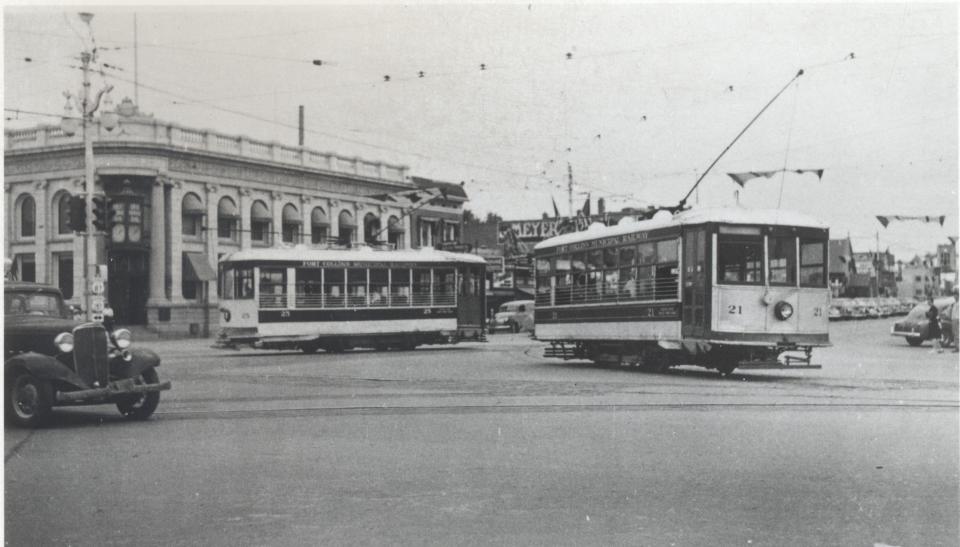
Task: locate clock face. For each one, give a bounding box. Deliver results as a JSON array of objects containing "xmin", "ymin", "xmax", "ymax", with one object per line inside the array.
[
  {"xmin": 111, "ymin": 223, "xmax": 126, "ymax": 243},
  {"xmin": 128, "ymin": 224, "xmax": 141, "ymax": 243}
]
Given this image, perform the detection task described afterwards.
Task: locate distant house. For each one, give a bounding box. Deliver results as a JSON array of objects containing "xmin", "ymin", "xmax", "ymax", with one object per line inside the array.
[{"xmin": 828, "ymin": 238, "xmax": 856, "ymax": 296}]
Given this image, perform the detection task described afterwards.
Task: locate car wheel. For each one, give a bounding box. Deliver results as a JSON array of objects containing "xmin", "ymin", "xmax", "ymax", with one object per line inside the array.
[
  {"xmin": 906, "ymin": 337, "xmax": 923, "ymax": 347},
  {"xmin": 6, "ymin": 371, "xmax": 52, "ymax": 428},
  {"xmin": 116, "ymin": 368, "xmax": 161, "ymax": 420}
]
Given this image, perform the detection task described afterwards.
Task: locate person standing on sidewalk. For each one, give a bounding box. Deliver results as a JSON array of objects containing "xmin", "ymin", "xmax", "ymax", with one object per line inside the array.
[{"xmin": 925, "ymin": 296, "xmax": 943, "ymax": 354}]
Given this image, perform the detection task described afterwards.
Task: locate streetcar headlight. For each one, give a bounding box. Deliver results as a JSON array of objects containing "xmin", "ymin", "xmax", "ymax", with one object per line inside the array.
[
  {"xmin": 774, "ymin": 301, "xmax": 794, "ymax": 321},
  {"xmin": 54, "ymin": 332, "xmax": 74, "ymax": 353},
  {"xmin": 112, "ymin": 328, "xmax": 132, "ymax": 349}
]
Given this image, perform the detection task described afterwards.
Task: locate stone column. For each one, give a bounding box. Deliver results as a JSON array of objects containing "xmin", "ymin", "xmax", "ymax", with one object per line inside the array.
[
  {"xmin": 169, "ymin": 180, "xmax": 184, "ymax": 302},
  {"xmin": 271, "ymin": 191, "xmax": 283, "ymax": 246},
  {"xmin": 205, "ymin": 184, "xmax": 219, "ymax": 303},
  {"xmin": 377, "ymin": 205, "xmax": 389, "ymax": 246},
  {"xmin": 328, "ymin": 199, "xmax": 340, "ymax": 241},
  {"xmin": 300, "ymin": 195, "xmax": 312, "ymax": 244},
  {"xmin": 239, "ymin": 189, "xmax": 252, "ymax": 250},
  {"xmin": 3, "ymin": 185, "xmax": 11, "ymax": 258},
  {"xmin": 403, "ymin": 213, "xmax": 412, "ymax": 249},
  {"xmin": 147, "ymin": 177, "xmax": 167, "ymax": 305},
  {"xmin": 34, "ymin": 180, "xmax": 49, "ymax": 283}
]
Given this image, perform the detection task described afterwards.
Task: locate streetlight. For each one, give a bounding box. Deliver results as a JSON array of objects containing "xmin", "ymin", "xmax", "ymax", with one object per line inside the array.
[{"xmin": 60, "ymin": 12, "xmax": 118, "ymax": 322}]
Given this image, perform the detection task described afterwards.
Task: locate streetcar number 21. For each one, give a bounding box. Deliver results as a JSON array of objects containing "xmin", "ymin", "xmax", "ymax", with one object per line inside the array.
[{"xmin": 727, "ymin": 305, "xmax": 742, "ymax": 314}]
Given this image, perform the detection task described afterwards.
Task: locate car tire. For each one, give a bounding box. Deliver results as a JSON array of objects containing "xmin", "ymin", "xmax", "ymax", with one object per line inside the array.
[
  {"xmin": 906, "ymin": 338, "xmax": 923, "ymax": 347},
  {"xmin": 6, "ymin": 371, "xmax": 52, "ymax": 428},
  {"xmin": 116, "ymin": 368, "xmax": 161, "ymax": 420}
]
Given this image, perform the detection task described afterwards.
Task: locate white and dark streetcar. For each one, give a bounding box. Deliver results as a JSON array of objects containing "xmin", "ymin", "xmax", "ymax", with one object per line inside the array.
[
  {"xmin": 534, "ymin": 208, "xmax": 830, "ymax": 374},
  {"xmin": 214, "ymin": 247, "xmax": 487, "ymax": 353}
]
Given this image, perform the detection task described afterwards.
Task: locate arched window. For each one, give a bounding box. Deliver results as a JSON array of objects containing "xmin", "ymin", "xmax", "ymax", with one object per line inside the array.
[
  {"xmin": 281, "ymin": 203, "xmax": 300, "ymax": 243},
  {"xmin": 250, "ymin": 200, "xmax": 272, "ymax": 245},
  {"xmin": 338, "ymin": 210, "xmax": 356, "ymax": 245},
  {"xmin": 311, "ymin": 206, "xmax": 329, "ymax": 244},
  {"xmin": 55, "ymin": 192, "xmax": 72, "ymax": 235},
  {"xmin": 217, "ymin": 196, "xmax": 239, "ymax": 241},
  {"xmin": 387, "ymin": 215, "xmax": 404, "ymax": 249},
  {"xmin": 18, "ymin": 194, "xmax": 36, "ymax": 238},
  {"xmin": 363, "ymin": 212, "xmax": 381, "ymax": 244},
  {"xmin": 181, "ymin": 192, "xmax": 205, "ymax": 237}
]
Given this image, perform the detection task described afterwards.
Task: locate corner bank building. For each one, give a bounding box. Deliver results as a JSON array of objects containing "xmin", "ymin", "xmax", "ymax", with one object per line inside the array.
[{"xmin": 4, "ymin": 100, "xmax": 466, "ymax": 336}]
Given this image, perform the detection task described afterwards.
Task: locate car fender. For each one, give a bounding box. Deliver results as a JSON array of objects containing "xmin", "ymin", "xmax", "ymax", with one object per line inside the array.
[
  {"xmin": 4, "ymin": 352, "xmax": 88, "ymax": 389},
  {"xmin": 115, "ymin": 347, "xmax": 161, "ymax": 379}
]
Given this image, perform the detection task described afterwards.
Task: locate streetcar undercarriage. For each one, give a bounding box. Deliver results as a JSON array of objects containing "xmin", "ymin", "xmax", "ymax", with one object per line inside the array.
[{"xmin": 543, "ymin": 339, "xmax": 820, "ymax": 375}]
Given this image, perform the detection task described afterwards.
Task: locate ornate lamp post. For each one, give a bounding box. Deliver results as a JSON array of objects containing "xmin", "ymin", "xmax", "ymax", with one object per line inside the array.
[{"xmin": 60, "ymin": 12, "xmax": 119, "ymax": 322}]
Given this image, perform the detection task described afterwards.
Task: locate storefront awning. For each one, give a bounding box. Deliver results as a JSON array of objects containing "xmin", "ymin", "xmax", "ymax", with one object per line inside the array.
[
  {"xmin": 250, "ymin": 201, "xmax": 271, "ymax": 221},
  {"xmin": 218, "ymin": 197, "xmax": 239, "ymax": 219},
  {"xmin": 183, "ymin": 252, "xmax": 217, "ymax": 281},
  {"xmin": 311, "ymin": 207, "xmax": 329, "ymax": 226},
  {"xmin": 282, "ymin": 204, "xmax": 301, "ymax": 224},
  {"xmin": 338, "ymin": 210, "xmax": 357, "ymax": 227},
  {"xmin": 182, "ymin": 193, "xmax": 205, "ymax": 215},
  {"xmin": 388, "ymin": 216, "xmax": 404, "ymax": 233}
]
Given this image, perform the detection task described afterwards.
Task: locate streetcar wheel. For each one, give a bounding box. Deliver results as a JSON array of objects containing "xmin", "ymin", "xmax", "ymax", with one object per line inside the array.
[
  {"xmin": 116, "ymin": 368, "xmax": 161, "ymax": 421},
  {"xmin": 6, "ymin": 372, "xmax": 52, "ymax": 428},
  {"xmin": 640, "ymin": 347, "xmax": 671, "ymax": 373},
  {"xmin": 906, "ymin": 338, "xmax": 923, "ymax": 347},
  {"xmin": 300, "ymin": 342, "xmax": 320, "ymax": 354},
  {"xmin": 716, "ymin": 364, "xmax": 737, "ymax": 377}
]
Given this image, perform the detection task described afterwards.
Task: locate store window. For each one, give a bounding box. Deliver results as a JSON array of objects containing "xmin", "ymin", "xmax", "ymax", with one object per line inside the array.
[
  {"xmin": 18, "ymin": 195, "xmax": 36, "ymax": 238},
  {"xmin": 311, "ymin": 207, "xmax": 329, "ymax": 244},
  {"xmin": 281, "ymin": 203, "xmax": 301, "ymax": 243},
  {"xmin": 217, "ymin": 196, "xmax": 239, "ymax": 240},
  {"xmin": 182, "ymin": 192, "xmax": 204, "ymax": 237},
  {"xmin": 250, "ymin": 200, "xmax": 272, "ymax": 245}
]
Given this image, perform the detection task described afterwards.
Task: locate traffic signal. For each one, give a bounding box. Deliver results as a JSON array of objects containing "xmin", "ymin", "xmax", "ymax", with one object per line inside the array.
[
  {"xmin": 91, "ymin": 196, "xmax": 112, "ymax": 232},
  {"xmin": 68, "ymin": 195, "xmax": 87, "ymax": 232}
]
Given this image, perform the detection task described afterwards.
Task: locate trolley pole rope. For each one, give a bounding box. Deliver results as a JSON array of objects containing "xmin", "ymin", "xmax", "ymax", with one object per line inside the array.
[{"xmin": 678, "ymin": 69, "xmax": 804, "ymax": 209}]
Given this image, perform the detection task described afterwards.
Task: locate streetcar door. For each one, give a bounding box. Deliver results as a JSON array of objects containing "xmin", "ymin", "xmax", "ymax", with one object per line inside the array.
[
  {"xmin": 682, "ymin": 228, "xmax": 707, "ymax": 338},
  {"xmin": 457, "ymin": 265, "xmax": 485, "ymax": 338}
]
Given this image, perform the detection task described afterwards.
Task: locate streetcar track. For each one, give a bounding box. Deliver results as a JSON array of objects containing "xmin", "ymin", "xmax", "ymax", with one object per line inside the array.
[{"xmin": 150, "ymin": 401, "xmax": 959, "ymax": 422}]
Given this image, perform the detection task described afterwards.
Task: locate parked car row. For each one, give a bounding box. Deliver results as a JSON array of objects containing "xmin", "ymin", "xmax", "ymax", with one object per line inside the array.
[
  {"xmin": 828, "ymin": 297, "xmax": 917, "ymax": 321},
  {"xmin": 890, "ymin": 296, "xmax": 958, "ymax": 347}
]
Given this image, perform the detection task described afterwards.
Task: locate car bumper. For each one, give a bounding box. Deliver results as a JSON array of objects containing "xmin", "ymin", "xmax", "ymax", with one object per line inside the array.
[{"xmin": 56, "ymin": 379, "xmax": 172, "ymax": 403}]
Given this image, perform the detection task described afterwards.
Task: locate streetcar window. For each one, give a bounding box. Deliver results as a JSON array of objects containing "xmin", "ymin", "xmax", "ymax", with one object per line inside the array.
[
  {"xmin": 603, "ymin": 269, "xmax": 620, "ymax": 301},
  {"xmin": 587, "ymin": 270, "xmax": 602, "ymax": 302},
  {"xmin": 536, "ymin": 258, "xmax": 551, "ymax": 272},
  {"xmin": 221, "ymin": 265, "xmax": 254, "ymax": 300},
  {"xmin": 369, "ymin": 269, "xmax": 389, "ymax": 307},
  {"xmin": 637, "ymin": 242, "xmax": 656, "ymax": 265},
  {"xmin": 572, "ymin": 270, "xmax": 587, "ymax": 303},
  {"xmin": 619, "ymin": 246, "xmax": 636, "ymax": 266},
  {"xmin": 555, "ymin": 257, "xmax": 571, "ymax": 271},
  {"xmin": 347, "ymin": 268, "xmax": 368, "ymax": 307},
  {"xmin": 391, "ymin": 268, "xmax": 411, "ymax": 306},
  {"xmin": 656, "ymin": 239, "xmax": 678, "ymax": 263},
  {"xmin": 571, "ymin": 253, "xmax": 586, "ymax": 272},
  {"xmin": 413, "ymin": 269, "xmax": 432, "ymax": 306},
  {"xmin": 718, "ymin": 235, "xmax": 764, "ymax": 285},
  {"xmin": 587, "ymin": 250, "xmax": 603, "ymax": 271},
  {"xmin": 434, "ymin": 268, "xmax": 456, "ymax": 306},
  {"xmin": 768, "ymin": 236, "xmax": 797, "ymax": 286},
  {"xmin": 619, "ymin": 265, "xmax": 638, "ymax": 298},
  {"xmin": 324, "ymin": 268, "xmax": 345, "ymax": 308},
  {"xmin": 259, "ymin": 268, "xmax": 286, "ymax": 308},
  {"xmin": 555, "ymin": 272, "xmax": 573, "ymax": 306},
  {"xmin": 295, "ymin": 267, "xmax": 323, "ymax": 307},
  {"xmin": 636, "ymin": 265, "xmax": 656, "ymax": 299},
  {"xmin": 800, "ymin": 240, "xmax": 826, "ymax": 287},
  {"xmin": 603, "ymin": 248, "xmax": 618, "ymax": 269},
  {"xmin": 536, "ymin": 275, "xmax": 551, "ymax": 306}
]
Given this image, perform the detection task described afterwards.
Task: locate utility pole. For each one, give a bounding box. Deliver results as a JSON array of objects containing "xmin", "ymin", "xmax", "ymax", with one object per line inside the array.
[
  {"xmin": 875, "ymin": 230, "xmax": 881, "ymax": 297},
  {"xmin": 63, "ymin": 12, "xmax": 117, "ymax": 322},
  {"xmin": 567, "ymin": 162, "xmax": 573, "ymax": 217}
]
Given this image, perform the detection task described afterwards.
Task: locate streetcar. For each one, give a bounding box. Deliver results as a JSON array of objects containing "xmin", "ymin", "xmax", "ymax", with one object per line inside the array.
[
  {"xmin": 534, "ymin": 207, "xmax": 830, "ymax": 375},
  {"xmin": 214, "ymin": 246, "xmax": 487, "ymax": 353}
]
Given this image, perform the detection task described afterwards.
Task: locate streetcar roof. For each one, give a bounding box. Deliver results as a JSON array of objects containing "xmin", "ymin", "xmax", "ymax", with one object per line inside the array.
[
  {"xmin": 219, "ymin": 246, "xmax": 488, "ymax": 265},
  {"xmin": 534, "ymin": 207, "xmax": 828, "ymax": 250}
]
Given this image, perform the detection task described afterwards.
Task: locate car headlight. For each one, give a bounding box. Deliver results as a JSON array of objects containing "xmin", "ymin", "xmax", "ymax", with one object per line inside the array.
[
  {"xmin": 54, "ymin": 332, "xmax": 74, "ymax": 353},
  {"xmin": 112, "ymin": 328, "xmax": 132, "ymax": 349},
  {"xmin": 774, "ymin": 301, "xmax": 794, "ymax": 321}
]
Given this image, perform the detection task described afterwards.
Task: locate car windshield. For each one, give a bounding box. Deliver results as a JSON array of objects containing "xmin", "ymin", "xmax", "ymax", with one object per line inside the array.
[{"xmin": 5, "ymin": 291, "xmax": 66, "ymax": 317}]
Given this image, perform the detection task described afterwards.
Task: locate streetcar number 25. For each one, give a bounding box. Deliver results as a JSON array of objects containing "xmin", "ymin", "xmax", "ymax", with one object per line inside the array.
[{"xmin": 727, "ymin": 305, "xmax": 742, "ymax": 314}]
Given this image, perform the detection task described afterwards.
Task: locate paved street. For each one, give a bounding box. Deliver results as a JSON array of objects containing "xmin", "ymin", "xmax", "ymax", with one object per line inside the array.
[{"xmin": 5, "ymin": 319, "xmax": 958, "ymax": 546}]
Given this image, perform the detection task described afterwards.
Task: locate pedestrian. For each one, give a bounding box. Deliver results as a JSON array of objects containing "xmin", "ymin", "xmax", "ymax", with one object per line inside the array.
[
  {"xmin": 925, "ymin": 296, "xmax": 943, "ymax": 354},
  {"xmin": 951, "ymin": 290, "xmax": 959, "ymax": 353}
]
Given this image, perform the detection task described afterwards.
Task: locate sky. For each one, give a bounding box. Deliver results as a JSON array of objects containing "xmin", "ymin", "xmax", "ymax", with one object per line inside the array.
[{"xmin": 3, "ymin": 3, "xmax": 958, "ymax": 259}]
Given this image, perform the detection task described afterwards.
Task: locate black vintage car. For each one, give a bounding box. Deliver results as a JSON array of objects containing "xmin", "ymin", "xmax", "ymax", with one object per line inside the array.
[{"xmin": 4, "ymin": 281, "xmax": 171, "ymax": 427}]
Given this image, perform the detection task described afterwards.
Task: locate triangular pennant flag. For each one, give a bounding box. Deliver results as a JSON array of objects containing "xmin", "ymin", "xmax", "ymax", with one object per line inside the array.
[{"xmin": 876, "ymin": 216, "xmax": 890, "ymax": 228}]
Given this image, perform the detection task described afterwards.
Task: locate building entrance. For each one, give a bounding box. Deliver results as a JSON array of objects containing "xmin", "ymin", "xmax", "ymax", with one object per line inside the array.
[{"xmin": 108, "ymin": 250, "xmax": 149, "ymax": 325}]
